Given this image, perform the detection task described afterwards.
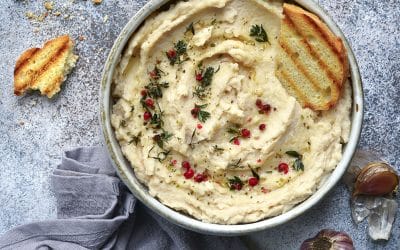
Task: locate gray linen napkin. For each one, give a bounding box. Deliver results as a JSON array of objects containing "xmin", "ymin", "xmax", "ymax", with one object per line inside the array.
[{"xmin": 0, "ymin": 147, "xmax": 247, "ymax": 250}]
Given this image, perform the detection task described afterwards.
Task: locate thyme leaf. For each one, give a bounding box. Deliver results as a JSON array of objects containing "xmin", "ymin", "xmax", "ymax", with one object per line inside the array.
[
  {"xmin": 213, "ymin": 145, "xmax": 224, "ymax": 152},
  {"xmin": 150, "ymin": 112, "xmax": 163, "ymax": 128},
  {"xmin": 250, "ymin": 24, "xmax": 269, "ymax": 43},
  {"xmin": 286, "ymin": 150, "xmax": 304, "ymax": 171},
  {"xmin": 188, "ymin": 128, "xmax": 197, "ymax": 149},
  {"xmin": 249, "ymin": 165, "xmax": 260, "ymax": 180},
  {"xmin": 128, "ymin": 132, "xmax": 141, "ymax": 145},
  {"xmin": 186, "ymin": 22, "xmax": 195, "ymax": 35},
  {"xmin": 198, "ymin": 110, "xmax": 210, "ymax": 123},
  {"xmin": 285, "ymin": 150, "xmax": 301, "ymax": 159},
  {"xmin": 227, "ymin": 159, "xmax": 242, "ymax": 169},
  {"xmin": 148, "ymin": 146, "xmax": 170, "ymax": 163},
  {"xmin": 293, "ymin": 158, "xmax": 305, "ymax": 171},
  {"xmin": 153, "ymin": 130, "xmax": 173, "ymax": 149},
  {"xmin": 227, "ymin": 125, "xmax": 240, "ymax": 142}
]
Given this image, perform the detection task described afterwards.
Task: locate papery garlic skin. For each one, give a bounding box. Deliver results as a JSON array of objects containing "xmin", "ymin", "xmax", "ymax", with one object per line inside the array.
[{"xmin": 300, "ymin": 229, "xmax": 354, "ymax": 250}]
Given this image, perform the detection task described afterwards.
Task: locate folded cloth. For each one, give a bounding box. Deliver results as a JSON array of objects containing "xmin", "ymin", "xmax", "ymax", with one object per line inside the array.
[{"xmin": 0, "ymin": 147, "xmax": 247, "ymax": 250}]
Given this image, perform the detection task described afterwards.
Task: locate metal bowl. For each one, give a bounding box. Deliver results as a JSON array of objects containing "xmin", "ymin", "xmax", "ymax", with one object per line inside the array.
[{"xmin": 100, "ymin": 0, "xmax": 363, "ymax": 236}]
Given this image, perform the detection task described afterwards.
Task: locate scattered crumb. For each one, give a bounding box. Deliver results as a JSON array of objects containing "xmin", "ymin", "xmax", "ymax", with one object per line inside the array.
[
  {"xmin": 103, "ymin": 15, "xmax": 108, "ymax": 23},
  {"xmin": 25, "ymin": 11, "xmax": 48, "ymax": 22},
  {"xmin": 92, "ymin": 0, "xmax": 102, "ymax": 4},
  {"xmin": 44, "ymin": 1, "xmax": 54, "ymax": 11},
  {"xmin": 18, "ymin": 121, "xmax": 25, "ymax": 126},
  {"xmin": 33, "ymin": 27, "xmax": 40, "ymax": 33},
  {"xmin": 78, "ymin": 35, "xmax": 85, "ymax": 41},
  {"xmin": 37, "ymin": 12, "xmax": 48, "ymax": 22},
  {"xmin": 53, "ymin": 11, "xmax": 61, "ymax": 16},
  {"xmin": 25, "ymin": 11, "xmax": 35, "ymax": 19}
]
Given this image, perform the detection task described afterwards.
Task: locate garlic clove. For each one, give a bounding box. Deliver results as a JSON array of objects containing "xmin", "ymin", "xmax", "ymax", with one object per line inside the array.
[
  {"xmin": 300, "ymin": 229, "xmax": 354, "ymax": 250},
  {"xmin": 353, "ymin": 162, "xmax": 399, "ymax": 196}
]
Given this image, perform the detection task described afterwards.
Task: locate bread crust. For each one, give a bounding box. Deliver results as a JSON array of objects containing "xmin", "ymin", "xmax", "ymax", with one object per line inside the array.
[
  {"xmin": 276, "ymin": 4, "xmax": 349, "ymax": 111},
  {"xmin": 13, "ymin": 35, "xmax": 77, "ymax": 98}
]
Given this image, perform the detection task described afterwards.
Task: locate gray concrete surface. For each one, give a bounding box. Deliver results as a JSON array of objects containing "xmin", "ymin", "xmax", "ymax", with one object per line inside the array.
[{"xmin": 0, "ymin": 0, "xmax": 398, "ymax": 249}]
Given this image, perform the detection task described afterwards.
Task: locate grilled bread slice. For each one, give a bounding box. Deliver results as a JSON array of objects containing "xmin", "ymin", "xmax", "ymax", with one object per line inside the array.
[
  {"xmin": 14, "ymin": 35, "xmax": 78, "ymax": 98},
  {"xmin": 275, "ymin": 3, "xmax": 349, "ymax": 110}
]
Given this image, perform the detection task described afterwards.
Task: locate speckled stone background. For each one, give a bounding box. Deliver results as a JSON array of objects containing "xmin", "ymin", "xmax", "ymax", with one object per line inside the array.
[{"xmin": 0, "ymin": 0, "xmax": 398, "ymax": 249}]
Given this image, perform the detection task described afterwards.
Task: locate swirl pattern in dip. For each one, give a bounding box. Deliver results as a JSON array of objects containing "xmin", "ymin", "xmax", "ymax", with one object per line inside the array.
[{"xmin": 111, "ymin": 0, "xmax": 351, "ymax": 224}]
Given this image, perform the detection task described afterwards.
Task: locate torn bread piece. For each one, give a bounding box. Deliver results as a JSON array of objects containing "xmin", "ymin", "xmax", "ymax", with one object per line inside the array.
[
  {"xmin": 14, "ymin": 35, "xmax": 78, "ymax": 98},
  {"xmin": 275, "ymin": 3, "xmax": 349, "ymax": 111}
]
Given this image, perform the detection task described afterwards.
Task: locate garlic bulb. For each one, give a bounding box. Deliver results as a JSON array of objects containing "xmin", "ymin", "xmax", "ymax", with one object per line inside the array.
[{"xmin": 300, "ymin": 229, "xmax": 354, "ymax": 250}]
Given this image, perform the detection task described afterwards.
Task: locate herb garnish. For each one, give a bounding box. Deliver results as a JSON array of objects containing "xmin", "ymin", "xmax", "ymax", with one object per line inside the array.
[
  {"xmin": 166, "ymin": 40, "xmax": 187, "ymax": 65},
  {"xmin": 213, "ymin": 145, "xmax": 224, "ymax": 152},
  {"xmin": 193, "ymin": 65, "xmax": 216, "ymax": 99},
  {"xmin": 148, "ymin": 146, "xmax": 171, "ymax": 163},
  {"xmin": 120, "ymin": 120, "xmax": 127, "ymax": 127},
  {"xmin": 249, "ymin": 165, "xmax": 260, "ymax": 180},
  {"xmin": 293, "ymin": 158, "xmax": 305, "ymax": 171},
  {"xmin": 227, "ymin": 159, "xmax": 243, "ymax": 169},
  {"xmin": 228, "ymin": 176, "xmax": 243, "ymax": 190},
  {"xmin": 128, "ymin": 132, "xmax": 142, "ymax": 145},
  {"xmin": 191, "ymin": 104, "xmax": 211, "ymax": 123},
  {"xmin": 144, "ymin": 81, "xmax": 169, "ymax": 99},
  {"xmin": 285, "ymin": 150, "xmax": 304, "ymax": 171},
  {"xmin": 286, "ymin": 151, "xmax": 301, "ymax": 158},
  {"xmin": 185, "ymin": 22, "xmax": 195, "ymax": 35},
  {"xmin": 250, "ymin": 24, "xmax": 269, "ymax": 43},
  {"xmin": 188, "ymin": 128, "xmax": 197, "ymax": 149},
  {"xmin": 148, "ymin": 66, "xmax": 163, "ymax": 80},
  {"xmin": 227, "ymin": 125, "xmax": 240, "ymax": 142},
  {"xmin": 149, "ymin": 110, "xmax": 163, "ymax": 128},
  {"xmin": 153, "ymin": 130, "xmax": 173, "ymax": 149}
]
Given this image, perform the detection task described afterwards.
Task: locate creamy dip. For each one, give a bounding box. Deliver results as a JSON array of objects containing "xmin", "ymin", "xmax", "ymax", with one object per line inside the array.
[{"xmin": 111, "ymin": 0, "xmax": 351, "ymax": 224}]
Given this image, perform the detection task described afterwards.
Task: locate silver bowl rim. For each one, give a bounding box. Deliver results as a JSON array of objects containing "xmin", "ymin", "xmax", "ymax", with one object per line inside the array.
[{"xmin": 99, "ymin": 0, "xmax": 364, "ymax": 236}]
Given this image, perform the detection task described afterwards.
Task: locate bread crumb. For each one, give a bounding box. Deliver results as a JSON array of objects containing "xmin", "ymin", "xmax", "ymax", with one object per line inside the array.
[
  {"xmin": 78, "ymin": 35, "xmax": 85, "ymax": 41},
  {"xmin": 37, "ymin": 12, "xmax": 48, "ymax": 22},
  {"xmin": 25, "ymin": 11, "xmax": 35, "ymax": 19},
  {"xmin": 25, "ymin": 11, "xmax": 48, "ymax": 22},
  {"xmin": 103, "ymin": 15, "xmax": 109, "ymax": 23},
  {"xmin": 44, "ymin": 1, "xmax": 54, "ymax": 11},
  {"xmin": 53, "ymin": 11, "xmax": 61, "ymax": 16},
  {"xmin": 92, "ymin": 0, "xmax": 102, "ymax": 4},
  {"xmin": 18, "ymin": 121, "xmax": 25, "ymax": 126}
]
